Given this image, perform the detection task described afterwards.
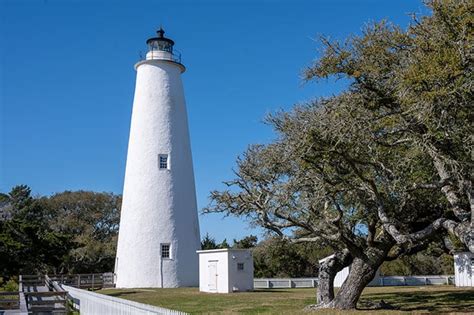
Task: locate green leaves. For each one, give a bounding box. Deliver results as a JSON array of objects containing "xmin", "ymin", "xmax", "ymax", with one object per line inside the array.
[
  {"xmin": 0, "ymin": 186, "xmax": 121, "ymax": 278},
  {"xmin": 206, "ymin": 0, "xmax": 472, "ymax": 255}
]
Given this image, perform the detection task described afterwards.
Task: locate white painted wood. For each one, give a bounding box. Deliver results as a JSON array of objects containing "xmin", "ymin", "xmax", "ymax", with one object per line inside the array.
[
  {"xmin": 115, "ymin": 31, "xmax": 200, "ymax": 288},
  {"xmin": 318, "ymin": 254, "xmax": 349, "ymax": 287},
  {"xmin": 252, "ymin": 276, "xmax": 453, "ymax": 288},
  {"xmin": 253, "ymin": 278, "xmax": 317, "ymax": 289},
  {"xmin": 333, "ymin": 266, "xmax": 349, "ymax": 288},
  {"xmin": 319, "ymin": 254, "xmax": 381, "ymax": 288},
  {"xmin": 454, "ymin": 252, "xmax": 473, "ymax": 287},
  {"xmin": 208, "ymin": 261, "xmax": 218, "ymax": 291},
  {"xmin": 62, "ymin": 285, "xmax": 186, "ymax": 315}
]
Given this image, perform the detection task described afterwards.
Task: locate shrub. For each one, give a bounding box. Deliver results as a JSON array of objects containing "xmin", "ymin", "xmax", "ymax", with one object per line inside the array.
[{"xmin": 3, "ymin": 279, "xmax": 19, "ymax": 292}]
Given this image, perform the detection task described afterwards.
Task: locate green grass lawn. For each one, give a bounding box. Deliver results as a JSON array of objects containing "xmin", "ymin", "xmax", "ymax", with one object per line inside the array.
[{"xmin": 99, "ymin": 285, "xmax": 474, "ymax": 314}]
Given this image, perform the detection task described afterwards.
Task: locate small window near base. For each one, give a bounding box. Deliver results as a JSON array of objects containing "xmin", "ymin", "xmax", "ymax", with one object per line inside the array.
[
  {"xmin": 161, "ymin": 243, "xmax": 171, "ymax": 259},
  {"xmin": 237, "ymin": 263, "xmax": 244, "ymax": 271},
  {"xmin": 159, "ymin": 154, "xmax": 169, "ymax": 170}
]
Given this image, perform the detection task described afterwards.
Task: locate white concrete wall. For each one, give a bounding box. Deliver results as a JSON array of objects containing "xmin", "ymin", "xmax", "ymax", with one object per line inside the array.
[
  {"xmin": 227, "ymin": 250, "xmax": 254, "ymax": 292},
  {"xmin": 454, "ymin": 252, "xmax": 473, "ymax": 287},
  {"xmin": 198, "ymin": 249, "xmax": 253, "ymax": 293},
  {"xmin": 146, "ymin": 50, "xmax": 173, "ymax": 61},
  {"xmin": 115, "ymin": 54, "xmax": 200, "ymax": 288},
  {"xmin": 198, "ymin": 251, "xmax": 228, "ymax": 293}
]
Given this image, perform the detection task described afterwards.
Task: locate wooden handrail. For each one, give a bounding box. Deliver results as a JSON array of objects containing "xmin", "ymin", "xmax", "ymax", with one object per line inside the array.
[
  {"xmin": 23, "ymin": 291, "xmax": 68, "ymax": 297},
  {"xmin": 0, "ymin": 291, "xmax": 21, "ymax": 295}
]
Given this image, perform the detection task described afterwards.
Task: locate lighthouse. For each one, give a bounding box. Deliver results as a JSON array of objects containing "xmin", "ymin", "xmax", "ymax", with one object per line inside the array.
[{"xmin": 115, "ymin": 28, "xmax": 201, "ymax": 288}]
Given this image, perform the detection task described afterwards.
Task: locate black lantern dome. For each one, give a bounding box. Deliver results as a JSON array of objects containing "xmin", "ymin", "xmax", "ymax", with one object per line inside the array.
[{"xmin": 146, "ymin": 28, "xmax": 174, "ymax": 53}]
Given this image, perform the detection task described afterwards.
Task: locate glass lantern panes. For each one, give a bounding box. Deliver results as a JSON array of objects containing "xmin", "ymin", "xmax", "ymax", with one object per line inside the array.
[{"xmin": 148, "ymin": 40, "xmax": 173, "ymax": 53}]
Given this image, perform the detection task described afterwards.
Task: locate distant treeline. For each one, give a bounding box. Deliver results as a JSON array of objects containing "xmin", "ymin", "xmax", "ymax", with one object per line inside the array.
[
  {"xmin": 0, "ymin": 185, "xmax": 453, "ymax": 284},
  {"xmin": 0, "ymin": 185, "xmax": 120, "ymax": 279},
  {"xmin": 200, "ymin": 234, "xmax": 453, "ymax": 278}
]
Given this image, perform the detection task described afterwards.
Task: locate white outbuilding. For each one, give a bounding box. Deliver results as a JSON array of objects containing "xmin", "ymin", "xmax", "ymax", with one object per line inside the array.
[
  {"xmin": 319, "ymin": 254, "xmax": 380, "ymax": 287},
  {"xmin": 197, "ymin": 249, "xmax": 254, "ymax": 293},
  {"xmin": 454, "ymin": 252, "xmax": 473, "ymax": 287},
  {"xmin": 318, "ymin": 255, "xmax": 350, "ymax": 288}
]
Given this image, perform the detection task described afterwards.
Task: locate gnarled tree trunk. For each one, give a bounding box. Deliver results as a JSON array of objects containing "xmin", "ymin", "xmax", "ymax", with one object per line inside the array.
[
  {"xmin": 317, "ymin": 249, "xmax": 352, "ymax": 305},
  {"xmin": 325, "ymin": 256, "xmax": 381, "ymax": 309}
]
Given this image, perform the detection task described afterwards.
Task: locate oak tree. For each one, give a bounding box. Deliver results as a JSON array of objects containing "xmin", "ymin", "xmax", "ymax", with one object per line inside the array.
[{"xmin": 205, "ymin": 0, "xmax": 472, "ymax": 309}]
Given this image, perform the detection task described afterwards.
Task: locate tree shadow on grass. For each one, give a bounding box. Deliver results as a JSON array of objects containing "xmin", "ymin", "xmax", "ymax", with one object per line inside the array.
[
  {"xmin": 359, "ymin": 289, "xmax": 474, "ymax": 312},
  {"xmin": 105, "ymin": 290, "xmax": 141, "ymax": 297},
  {"xmin": 252, "ymin": 289, "xmax": 294, "ymax": 293}
]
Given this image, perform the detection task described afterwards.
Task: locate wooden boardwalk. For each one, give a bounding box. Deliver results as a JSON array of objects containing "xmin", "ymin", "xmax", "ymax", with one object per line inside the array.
[
  {"xmin": 1, "ymin": 273, "xmax": 115, "ymax": 314},
  {"xmin": 20, "ymin": 275, "xmax": 68, "ymax": 314}
]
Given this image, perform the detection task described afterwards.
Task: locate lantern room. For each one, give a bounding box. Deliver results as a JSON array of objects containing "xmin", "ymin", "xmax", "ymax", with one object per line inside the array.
[{"xmin": 145, "ymin": 28, "xmax": 181, "ymax": 63}]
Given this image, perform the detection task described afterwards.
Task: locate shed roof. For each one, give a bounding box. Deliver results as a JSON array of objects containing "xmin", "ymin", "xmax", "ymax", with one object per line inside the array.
[{"xmin": 196, "ymin": 248, "xmax": 251, "ymax": 254}]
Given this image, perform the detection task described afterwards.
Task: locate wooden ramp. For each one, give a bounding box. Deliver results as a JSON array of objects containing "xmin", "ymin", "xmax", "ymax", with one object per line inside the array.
[
  {"xmin": 0, "ymin": 291, "xmax": 27, "ymax": 314},
  {"xmin": 1, "ymin": 273, "xmax": 115, "ymax": 314},
  {"xmin": 20, "ymin": 275, "xmax": 68, "ymax": 315}
]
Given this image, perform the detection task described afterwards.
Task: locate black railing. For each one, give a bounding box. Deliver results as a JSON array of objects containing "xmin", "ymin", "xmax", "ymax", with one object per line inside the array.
[{"xmin": 139, "ymin": 48, "xmax": 182, "ymax": 64}]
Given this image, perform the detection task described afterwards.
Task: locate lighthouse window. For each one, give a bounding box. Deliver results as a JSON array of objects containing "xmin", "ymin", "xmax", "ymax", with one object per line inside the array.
[
  {"xmin": 159, "ymin": 154, "xmax": 168, "ymax": 169},
  {"xmin": 237, "ymin": 263, "xmax": 244, "ymax": 271},
  {"xmin": 161, "ymin": 243, "xmax": 171, "ymax": 259}
]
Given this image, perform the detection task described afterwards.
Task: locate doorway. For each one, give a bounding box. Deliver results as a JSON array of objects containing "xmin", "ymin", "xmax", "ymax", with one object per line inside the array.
[{"xmin": 208, "ymin": 260, "xmax": 218, "ymax": 291}]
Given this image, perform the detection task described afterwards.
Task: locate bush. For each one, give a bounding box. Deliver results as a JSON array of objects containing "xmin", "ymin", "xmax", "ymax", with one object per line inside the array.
[{"xmin": 3, "ymin": 279, "xmax": 19, "ymax": 292}]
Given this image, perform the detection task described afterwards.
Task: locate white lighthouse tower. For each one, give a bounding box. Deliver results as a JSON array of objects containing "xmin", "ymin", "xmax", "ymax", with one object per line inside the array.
[{"xmin": 115, "ymin": 28, "xmax": 201, "ymax": 288}]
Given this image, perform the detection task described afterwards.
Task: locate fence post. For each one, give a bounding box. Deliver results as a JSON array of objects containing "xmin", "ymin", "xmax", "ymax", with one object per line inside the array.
[
  {"xmin": 92, "ymin": 274, "xmax": 95, "ymax": 290},
  {"xmin": 288, "ymin": 279, "xmax": 292, "ymax": 288},
  {"xmin": 267, "ymin": 280, "xmax": 270, "ymax": 289},
  {"xmin": 403, "ymin": 276, "xmax": 406, "ymax": 286},
  {"xmin": 77, "ymin": 275, "xmax": 81, "ymax": 288}
]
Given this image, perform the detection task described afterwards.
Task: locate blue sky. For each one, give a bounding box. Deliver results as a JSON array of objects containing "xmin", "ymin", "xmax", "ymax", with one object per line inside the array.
[{"xmin": 1, "ymin": 0, "xmax": 428, "ymax": 243}]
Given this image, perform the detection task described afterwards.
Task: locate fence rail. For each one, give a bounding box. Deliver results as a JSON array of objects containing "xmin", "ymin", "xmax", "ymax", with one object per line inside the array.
[
  {"xmin": 20, "ymin": 275, "xmax": 68, "ymax": 314},
  {"xmin": 254, "ymin": 278, "xmax": 318, "ymax": 289},
  {"xmin": 370, "ymin": 275, "xmax": 455, "ymax": 286},
  {"xmin": 254, "ymin": 275, "xmax": 455, "ymax": 289},
  {"xmin": 62, "ymin": 284, "xmax": 187, "ymax": 315},
  {"xmin": 0, "ymin": 291, "xmax": 21, "ymax": 310},
  {"xmin": 49, "ymin": 272, "xmax": 115, "ymax": 290}
]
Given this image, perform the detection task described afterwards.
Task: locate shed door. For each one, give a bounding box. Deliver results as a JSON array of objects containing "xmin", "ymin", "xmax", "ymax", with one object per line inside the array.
[{"xmin": 208, "ymin": 260, "xmax": 218, "ymax": 291}]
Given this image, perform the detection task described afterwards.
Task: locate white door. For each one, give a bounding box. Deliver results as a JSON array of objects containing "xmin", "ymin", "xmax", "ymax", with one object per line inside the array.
[{"xmin": 208, "ymin": 260, "xmax": 218, "ymax": 291}]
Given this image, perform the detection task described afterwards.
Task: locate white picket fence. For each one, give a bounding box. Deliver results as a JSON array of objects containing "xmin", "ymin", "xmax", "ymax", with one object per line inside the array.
[
  {"xmin": 253, "ymin": 275, "xmax": 454, "ymax": 289},
  {"xmin": 370, "ymin": 275, "xmax": 454, "ymax": 286},
  {"xmin": 254, "ymin": 278, "xmax": 318, "ymax": 288},
  {"xmin": 62, "ymin": 284, "xmax": 187, "ymax": 315}
]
